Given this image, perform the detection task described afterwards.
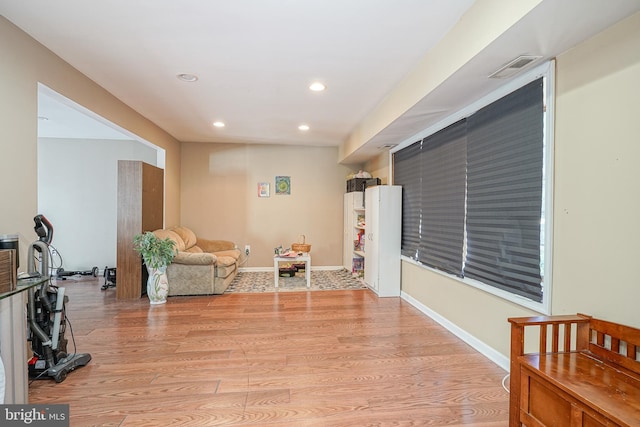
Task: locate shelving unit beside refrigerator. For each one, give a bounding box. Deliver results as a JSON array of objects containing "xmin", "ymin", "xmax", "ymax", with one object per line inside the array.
[
  {"xmin": 352, "ymin": 205, "xmax": 366, "ymax": 277},
  {"xmin": 343, "ymin": 191, "xmax": 365, "ymax": 278}
]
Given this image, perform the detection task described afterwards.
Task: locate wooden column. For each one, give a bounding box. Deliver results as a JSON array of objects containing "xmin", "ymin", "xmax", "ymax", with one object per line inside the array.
[{"xmin": 116, "ymin": 161, "xmax": 164, "ymax": 300}]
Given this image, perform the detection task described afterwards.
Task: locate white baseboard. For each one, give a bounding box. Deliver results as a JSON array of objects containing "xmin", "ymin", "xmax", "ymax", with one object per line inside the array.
[
  {"xmin": 401, "ymin": 291, "xmax": 510, "ymax": 372},
  {"xmin": 238, "ymin": 267, "xmax": 270, "ymax": 272},
  {"xmin": 238, "ymin": 265, "xmax": 345, "ymax": 273},
  {"xmin": 312, "ymin": 265, "xmax": 345, "ymax": 271}
]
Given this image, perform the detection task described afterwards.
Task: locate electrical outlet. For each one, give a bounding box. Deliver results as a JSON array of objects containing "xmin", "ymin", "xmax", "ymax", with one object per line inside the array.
[{"xmin": 245, "ymin": 245, "xmax": 250, "ymax": 256}]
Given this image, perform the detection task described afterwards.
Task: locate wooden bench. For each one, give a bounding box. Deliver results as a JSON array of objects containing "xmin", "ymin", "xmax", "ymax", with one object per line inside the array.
[{"xmin": 508, "ymin": 314, "xmax": 640, "ymax": 426}]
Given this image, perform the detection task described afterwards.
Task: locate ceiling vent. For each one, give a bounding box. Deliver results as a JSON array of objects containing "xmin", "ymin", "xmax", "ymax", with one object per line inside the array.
[{"xmin": 489, "ymin": 55, "xmax": 541, "ymax": 79}]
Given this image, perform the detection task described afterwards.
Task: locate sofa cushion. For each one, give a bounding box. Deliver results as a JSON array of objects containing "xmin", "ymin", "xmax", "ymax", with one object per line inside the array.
[
  {"xmin": 173, "ymin": 251, "xmax": 216, "ymax": 265},
  {"xmin": 196, "ymin": 238, "xmax": 236, "ymax": 253},
  {"xmin": 215, "ymin": 255, "xmax": 237, "ymax": 268},
  {"xmin": 216, "ymin": 263, "xmax": 236, "ymax": 279},
  {"xmin": 215, "ymin": 249, "xmax": 241, "ymax": 260},
  {"xmin": 185, "ymin": 246, "xmax": 203, "ymax": 253},
  {"xmin": 152, "ymin": 229, "xmax": 185, "ymax": 252},
  {"xmin": 171, "ymin": 226, "xmax": 198, "ymax": 250}
]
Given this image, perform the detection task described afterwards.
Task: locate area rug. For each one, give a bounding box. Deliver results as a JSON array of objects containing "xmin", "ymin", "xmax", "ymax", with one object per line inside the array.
[{"xmin": 225, "ymin": 269, "xmax": 367, "ymax": 293}]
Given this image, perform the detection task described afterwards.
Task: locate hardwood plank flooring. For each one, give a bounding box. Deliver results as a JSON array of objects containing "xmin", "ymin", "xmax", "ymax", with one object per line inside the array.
[{"xmin": 28, "ymin": 277, "xmax": 509, "ymax": 426}]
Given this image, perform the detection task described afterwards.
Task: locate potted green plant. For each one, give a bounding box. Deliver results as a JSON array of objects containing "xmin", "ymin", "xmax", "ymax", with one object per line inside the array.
[{"xmin": 133, "ymin": 231, "xmax": 177, "ymax": 304}]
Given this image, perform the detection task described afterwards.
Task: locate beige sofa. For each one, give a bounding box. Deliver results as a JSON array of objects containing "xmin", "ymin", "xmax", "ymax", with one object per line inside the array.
[{"xmin": 152, "ymin": 226, "xmax": 241, "ymax": 295}]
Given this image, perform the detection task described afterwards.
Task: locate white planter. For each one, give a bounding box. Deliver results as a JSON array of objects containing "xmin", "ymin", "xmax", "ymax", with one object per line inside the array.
[{"xmin": 146, "ymin": 265, "xmax": 169, "ymax": 304}]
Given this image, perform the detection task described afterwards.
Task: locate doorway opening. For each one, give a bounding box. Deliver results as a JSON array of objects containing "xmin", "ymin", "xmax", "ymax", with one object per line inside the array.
[{"xmin": 36, "ymin": 83, "xmax": 165, "ymax": 275}]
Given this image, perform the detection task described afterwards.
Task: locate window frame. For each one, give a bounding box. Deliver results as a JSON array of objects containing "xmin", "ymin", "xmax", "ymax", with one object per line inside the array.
[{"xmin": 390, "ymin": 60, "xmax": 555, "ymax": 314}]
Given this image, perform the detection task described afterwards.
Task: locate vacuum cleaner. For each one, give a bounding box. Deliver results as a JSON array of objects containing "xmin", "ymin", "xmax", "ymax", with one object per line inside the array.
[{"xmin": 26, "ymin": 214, "xmax": 91, "ymax": 383}]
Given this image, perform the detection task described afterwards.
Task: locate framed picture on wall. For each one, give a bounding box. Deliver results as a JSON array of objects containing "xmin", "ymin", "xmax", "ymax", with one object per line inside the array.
[
  {"xmin": 258, "ymin": 182, "xmax": 270, "ymax": 197},
  {"xmin": 275, "ymin": 176, "xmax": 291, "ymax": 195}
]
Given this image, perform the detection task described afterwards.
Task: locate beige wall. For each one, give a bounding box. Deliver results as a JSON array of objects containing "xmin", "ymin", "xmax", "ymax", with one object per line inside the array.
[
  {"xmin": 364, "ymin": 151, "xmax": 391, "ymax": 185},
  {"xmin": 400, "ymin": 12, "xmax": 640, "ymax": 360},
  {"xmin": 552, "ymin": 13, "xmax": 640, "ymax": 324},
  {"xmin": 0, "ymin": 17, "xmax": 181, "ymax": 267},
  {"xmin": 180, "ymin": 142, "xmax": 356, "ymax": 268}
]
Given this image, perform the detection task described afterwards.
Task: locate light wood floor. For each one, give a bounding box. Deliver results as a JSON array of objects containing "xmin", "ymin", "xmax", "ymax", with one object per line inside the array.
[{"xmin": 28, "ymin": 277, "xmax": 509, "ymax": 426}]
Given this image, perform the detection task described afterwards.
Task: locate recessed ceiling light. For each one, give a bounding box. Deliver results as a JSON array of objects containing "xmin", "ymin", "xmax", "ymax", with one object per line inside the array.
[
  {"xmin": 309, "ymin": 82, "xmax": 326, "ymax": 92},
  {"xmin": 298, "ymin": 124, "xmax": 310, "ymax": 131},
  {"xmin": 212, "ymin": 121, "xmax": 225, "ymax": 128},
  {"xmin": 177, "ymin": 73, "xmax": 198, "ymax": 82}
]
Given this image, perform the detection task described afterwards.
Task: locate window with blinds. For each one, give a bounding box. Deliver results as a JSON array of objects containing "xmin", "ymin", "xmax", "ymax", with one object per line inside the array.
[{"xmin": 394, "ymin": 76, "xmax": 547, "ymax": 304}]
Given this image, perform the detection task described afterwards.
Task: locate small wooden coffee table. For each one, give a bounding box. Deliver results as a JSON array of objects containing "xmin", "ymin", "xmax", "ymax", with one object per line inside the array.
[{"xmin": 273, "ymin": 253, "xmax": 311, "ymax": 288}]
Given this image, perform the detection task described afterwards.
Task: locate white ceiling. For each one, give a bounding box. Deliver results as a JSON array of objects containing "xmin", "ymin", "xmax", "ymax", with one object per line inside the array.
[
  {"xmin": 2, "ymin": 0, "xmax": 640, "ymax": 164},
  {"xmin": 37, "ymin": 87, "xmax": 134, "ymax": 141}
]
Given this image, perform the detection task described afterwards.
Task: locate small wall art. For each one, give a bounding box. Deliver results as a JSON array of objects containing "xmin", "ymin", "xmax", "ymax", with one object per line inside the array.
[
  {"xmin": 258, "ymin": 182, "xmax": 270, "ymax": 197},
  {"xmin": 275, "ymin": 176, "xmax": 291, "ymax": 195}
]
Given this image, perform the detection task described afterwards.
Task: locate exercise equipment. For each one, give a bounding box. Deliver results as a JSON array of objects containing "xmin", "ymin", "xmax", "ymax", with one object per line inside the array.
[
  {"xmin": 101, "ymin": 266, "xmax": 116, "ymax": 290},
  {"xmin": 56, "ymin": 266, "xmax": 99, "ymax": 279}
]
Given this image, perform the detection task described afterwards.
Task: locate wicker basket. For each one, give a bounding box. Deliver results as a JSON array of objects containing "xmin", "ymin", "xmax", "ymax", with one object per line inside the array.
[
  {"xmin": 291, "ymin": 243, "xmax": 311, "ymax": 253},
  {"xmin": 292, "ymin": 235, "xmax": 311, "ymax": 253}
]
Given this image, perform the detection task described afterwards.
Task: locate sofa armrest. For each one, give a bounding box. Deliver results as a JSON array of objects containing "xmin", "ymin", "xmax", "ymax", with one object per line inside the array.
[
  {"xmin": 173, "ymin": 251, "xmax": 216, "ymax": 265},
  {"xmin": 196, "ymin": 238, "xmax": 237, "ymax": 253}
]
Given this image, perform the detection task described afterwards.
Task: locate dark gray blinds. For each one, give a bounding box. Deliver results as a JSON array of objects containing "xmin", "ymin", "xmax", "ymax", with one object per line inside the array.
[
  {"xmin": 465, "ymin": 79, "xmax": 544, "ymax": 302},
  {"xmin": 393, "ymin": 77, "xmax": 544, "ymax": 302},
  {"xmin": 419, "ymin": 121, "xmax": 466, "ymax": 276},
  {"xmin": 393, "ymin": 140, "xmax": 421, "ymax": 259}
]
